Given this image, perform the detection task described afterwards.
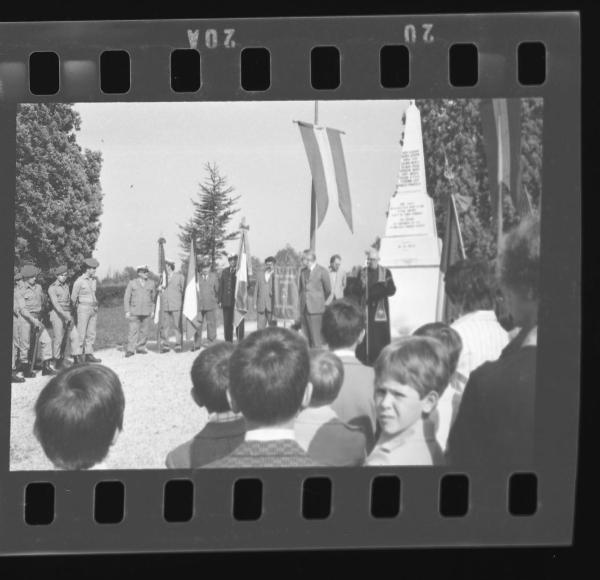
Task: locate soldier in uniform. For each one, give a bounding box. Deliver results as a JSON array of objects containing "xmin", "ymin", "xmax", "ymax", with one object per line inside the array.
[
  {"xmin": 124, "ymin": 264, "xmax": 158, "ymax": 357},
  {"xmin": 17, "ymin": 264, "xmax": 56, "ymax": 377},
  {"xmin": 71, "ymin": 257, "xmax": 102, "ymax": 363},
  {"xmin": 12, "ymin": 269, "xmax": 26, "ymax": 383},
  {"xmin": 48, "ymin": 265, "xmax": 82, "ymax": 368},
  {"xmin": 158, "ymin": 259, "xmax": 185, "ymax": 351}
]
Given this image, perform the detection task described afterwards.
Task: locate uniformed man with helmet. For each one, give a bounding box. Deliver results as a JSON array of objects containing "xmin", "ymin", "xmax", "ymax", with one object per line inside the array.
[
  {"xmin": 48, "ymin": 265, "xmax": 82, "ymax": 368},
  {"xmin": 17, "ymin": 264, "xmax": 56, "ymax": 377},
  {"xmin": 71, "ymin": 257, "xmax": 102, "ymax": 363}
]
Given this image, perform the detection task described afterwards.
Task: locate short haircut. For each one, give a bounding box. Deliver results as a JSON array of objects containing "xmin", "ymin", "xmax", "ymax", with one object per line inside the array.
[
  {"xmin": 229, "ymin": 327, "xmax": 309, "ymax": 425},
  {"xmin": 322, "ymin": 299, "xmax": 365, "ymax": 349},
  {"xmin": 374, "ymin": 336, "xmax": 451, "ymax": 398},
  {"xmin": 303, "ymin": 249, "xmax": 316, "ymax": 261},
  {"xmin": 33, "ymin": 365, "xmax": 125, "ymax": 470},
  {"xmin": 308, "ymin": 349, "xmax": 344, "ymax": 407},
  {"xmin": 412, "ymin": 322, "xmax": 463, "ymax": 376},
  {"xmin": 330, "ymin": 254, "xmax": 341, "ymax": 264},
  {"xmin": 499, "ymin": 215, "xmax": 540, "ymax": 300},
  {"xmin": 265, "ymin": 256, "xmax": 275, "ymax": 264},
  {"xmin": 190, "ymin": 341, "xmax": 236, "ymax": 413},
  {"xmin": 444, "ymin": 259, "xmax": 497, "ymax": 312}
]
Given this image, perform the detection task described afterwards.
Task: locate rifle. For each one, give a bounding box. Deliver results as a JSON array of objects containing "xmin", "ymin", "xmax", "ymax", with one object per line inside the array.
[{"xmin": 29, "ymin": 323, "xmax": 41, "ymax": 375}]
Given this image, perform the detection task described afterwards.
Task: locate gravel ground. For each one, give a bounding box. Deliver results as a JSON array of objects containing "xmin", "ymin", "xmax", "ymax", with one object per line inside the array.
[{"xmin": 10, "ymin": 320, "xmax": 261, "ymax": 471}]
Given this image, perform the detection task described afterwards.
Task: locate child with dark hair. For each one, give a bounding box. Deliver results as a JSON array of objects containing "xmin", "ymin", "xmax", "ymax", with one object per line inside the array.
[
  {"xmin": 166, "ymin": 341, "xmax": 245, "ymax": 468},
  {"xmin": 204, "ymin": 327, "xmax": 320, "ymax": 468},
  {"xmin": 295, "ymin": 349, "xmax": 367, "ymax": 466},
  {"xmin": 321, "ymin": 299, "xmax": 376, "ymax": 450},
  {"xmin": 413, "ymin": 323, "xmax": 463, "ymax": 452},
  {"xmin": 34, "ymin": 364, "xmax": 124, "ymax": 470},
  {"xmin": 366, "ymin": 337, "xmax": 451, "ymax": 466}
]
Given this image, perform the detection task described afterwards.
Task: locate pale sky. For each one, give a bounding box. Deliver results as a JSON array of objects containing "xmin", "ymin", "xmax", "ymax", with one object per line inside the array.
[{"xmin": 73, "ymin": 100, "xmax": 409, "ymax": 278}]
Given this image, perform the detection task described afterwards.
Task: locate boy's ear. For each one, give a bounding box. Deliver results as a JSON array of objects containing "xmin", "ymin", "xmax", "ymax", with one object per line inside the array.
[
  {"xmin": 301, "ymin": 382, "xmax": 313, "ymax": 409},
  {"xmin": 226, "ymin": 389, "xmax": 239, "ymax": 413},
  {"xmin": 421, "ymin": 390, "xmax": 439, "ymax": 415},
  {"xmin": 357, "ymin": 329, "xmax": 366, "ymax": 344},
  {"xmin": 111, "ymin": 429, "xmax": 121, "ymax": 446}
]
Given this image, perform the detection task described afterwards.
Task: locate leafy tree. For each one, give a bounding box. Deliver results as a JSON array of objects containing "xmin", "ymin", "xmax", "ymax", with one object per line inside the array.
[
  {"xmin": 416, "ymin": 98, "xmax": 543, "ymax": 260},
  {"xmin": 274, "ymin": 244, "xmax": 303, "ymax": 269},
  {"xmin": 15, "ymin": 104, "xmax": 104, "ymax": 272},
  {"xmin": 178, "ymin": 162, "xmax": 240, "ymax": 268}
]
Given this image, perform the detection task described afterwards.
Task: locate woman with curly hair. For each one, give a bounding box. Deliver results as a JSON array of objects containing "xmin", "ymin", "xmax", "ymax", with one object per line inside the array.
[{"xmin": 446, "ymin": 216, "xmax": 540, "ymax": 467}]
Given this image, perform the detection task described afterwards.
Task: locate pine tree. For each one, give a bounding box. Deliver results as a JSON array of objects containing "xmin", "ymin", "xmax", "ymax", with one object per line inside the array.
[
  {"xmin": 178, "ymin": 162, "xmax": 240, "ymax": 268},
  {"xmin": 15, "ymin": 103, "xmax": 104, "ymax": 272}
]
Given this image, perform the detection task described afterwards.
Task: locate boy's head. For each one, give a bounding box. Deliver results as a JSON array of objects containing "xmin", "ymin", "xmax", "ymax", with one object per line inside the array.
[
  {"xmin": 33, "ymin": 364, "xmax": 124, "ymax": 470},
  {"xmin": 308, "ymin": 349, "xmax": 345, "ymax": 407},
  {"xmin": 190, "ymin": 341, "xmax": 236, "ymax": 413},
  {"xmin": 322, "ymin": 299, "xmax": 366, "ymax": 350},
  {"xmin": 373, "ymin": 337, "xmax": 451, "ymax": 438},
  {"xmin": 412, "ymin": 322, "xmax": 463, "ymax": 376},
  {"xmin": 444, "ymin": 259, "xmax": 497, "ymax": 314},
  {"xmin": 228, "ymin": 327, "xmax": 312, "ymax": 425}
]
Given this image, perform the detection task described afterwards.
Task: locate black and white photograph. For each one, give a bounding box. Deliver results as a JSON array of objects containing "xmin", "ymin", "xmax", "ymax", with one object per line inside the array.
[{"xmin": 10, "ymin": 97, "xmax": 543, "ymax": 470}]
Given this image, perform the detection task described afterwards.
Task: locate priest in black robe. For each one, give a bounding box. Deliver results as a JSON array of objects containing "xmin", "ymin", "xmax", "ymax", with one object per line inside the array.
[{"xmin": 355, "ymin": 248, "xmax": 397, "ymax": 365}]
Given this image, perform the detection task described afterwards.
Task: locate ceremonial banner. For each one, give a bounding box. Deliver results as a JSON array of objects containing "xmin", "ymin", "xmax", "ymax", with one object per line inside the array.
[
  {"xmin": 480, "ymin": 98, "xmax": 525, "ymax": 217},
  {"xmin": 182, "ymin": 239, "xmax": 198, "ymax": 332},
  {"xmin": 234, "ymin": 226, "xmax": 251, "ymax": 328},
  {"xmin": 273, "ymin": 266, "xmax": 300, "ymax": 321},
  {"xmin": 297, "ymin": 121, "xmax": 353, "ymax": 232}
]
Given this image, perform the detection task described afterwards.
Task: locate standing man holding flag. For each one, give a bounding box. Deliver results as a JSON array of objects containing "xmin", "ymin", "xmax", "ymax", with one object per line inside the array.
[
  {"xmin": 219, "ymin": 254, "xmax": 243, "ymax": 342},
  {"xmin": 158, "ymin": 259, "xmax": 185, "ymax": 351},
  {"xmin": 124, "ymin": 265, "xmax": 160, "ymax": 357},
  {"xmin": 182, "ymin": 238, "xmax": 199, "ymax": 350}
]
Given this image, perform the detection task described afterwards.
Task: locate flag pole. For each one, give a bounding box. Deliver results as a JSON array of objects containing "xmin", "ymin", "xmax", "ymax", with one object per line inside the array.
[{"xmin": 309, "ymin": 101, "xmax": 319, "ymax": 251}]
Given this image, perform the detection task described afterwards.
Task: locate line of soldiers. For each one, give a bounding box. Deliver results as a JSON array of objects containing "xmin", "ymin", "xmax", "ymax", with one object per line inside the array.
[{"xmin": 12, "ymin": 258, "xmax": 102, "ymax": 383}]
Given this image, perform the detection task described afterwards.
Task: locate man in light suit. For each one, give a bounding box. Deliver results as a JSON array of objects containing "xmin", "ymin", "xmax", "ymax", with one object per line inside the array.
[
  {"xmin": 326, "ymin": 254, "xmax": 347, "ymax": 305},
  {"xmin": 124, "ymin": 265, "xmax": 158, "ymax": 357},
  {"xmin": 297, "ymin": 249, "xmax": 331, "ymax": 348},
  {"xmin": 254, "ymin": 256, "xmax": 276, "ymax": 330}
]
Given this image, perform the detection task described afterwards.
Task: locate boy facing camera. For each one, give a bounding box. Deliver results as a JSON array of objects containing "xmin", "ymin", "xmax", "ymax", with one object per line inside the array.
[
  {"xmin": 166, "ymin": 342, "xmax": 246, "ymax": 468},
  {"xmin": 366, "ymin": 337, "xmax": 451, "ymax": 466},
  {"xmin": 34, "ymin": 364, "xmax": 124, "ymax": 470},
  {"xmin": 295, "ymin": 349, "xmax": 368, "ymax": 466},
  {"xmin": 204, "ymin": 327, "xmax": 321, "ymax": 468}
]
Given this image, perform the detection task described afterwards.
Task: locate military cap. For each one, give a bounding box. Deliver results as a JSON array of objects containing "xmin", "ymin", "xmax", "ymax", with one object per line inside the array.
[
  {"xmin": 84, "ymin": 257, "xmax": 99, "ymax": 268},
  {"xmin": 54, "ymin": 265, "xmax": 68, "ymax": 276},
  {"xmin": 20, "ymin": 264, "xmax": 39, "ymax": 278},
  {"xmin": 228, "ymin": 254, "xmax": 238, "ymax": 261},
  {"xmin": 136, "ymin": 264, "xmax": 149, "ymax": 272},
  {"xmin": 165, "ymin": 258, "xmax": 175, "ymax": 266}
]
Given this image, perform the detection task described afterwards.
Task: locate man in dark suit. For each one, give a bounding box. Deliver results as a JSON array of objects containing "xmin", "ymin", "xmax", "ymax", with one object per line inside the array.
[
  {"xmin": 219, "ymin": 254, "xmax": 244, "ymax": 342},
  {"xmin": 253, "ymin": 256, "xmax": 276, "ymax": 329},
  {"xmin": 297, "ymin": 249, "xmax": 332, "ymax": 348},
  {"xmin": 195, "ymin": 260, "xmax": 220, "ymax": 349}
]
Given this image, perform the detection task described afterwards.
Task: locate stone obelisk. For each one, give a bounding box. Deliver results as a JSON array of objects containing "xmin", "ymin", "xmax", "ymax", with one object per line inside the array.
[{"xmin": 379, "ymin": 101, "xmax": 442, "ymax": 336}]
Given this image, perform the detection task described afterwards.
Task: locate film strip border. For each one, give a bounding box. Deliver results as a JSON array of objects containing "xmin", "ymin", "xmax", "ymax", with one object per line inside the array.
[
  {"xmin": 0, "ymin": 14, "xmax": 574, "ymax": 102},
  {"xmin": 0, "ymin": 14, "xmax": 580, "ymax": 553}
]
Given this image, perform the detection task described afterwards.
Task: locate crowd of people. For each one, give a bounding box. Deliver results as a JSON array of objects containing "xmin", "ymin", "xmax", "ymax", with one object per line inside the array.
[{"xmin": 29, "ymin": 215, "xmax": 540, "ymax": 469}]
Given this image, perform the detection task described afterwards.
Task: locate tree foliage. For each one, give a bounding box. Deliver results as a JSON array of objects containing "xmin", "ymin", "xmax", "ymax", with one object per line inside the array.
[
  {"xmin": 178, "ymin": 162, "xmax": 240, "ymax": 268},
  {"xmin": 274, "ymin": 244, "xmax": 303, "ymax": 269},
  {"xmin": 416, "ymin": 98, "xmax": 543, "ymax": 260},
  {"xmin": 15, "ymin": 103, "xmax": 104, "ymax": 271}
]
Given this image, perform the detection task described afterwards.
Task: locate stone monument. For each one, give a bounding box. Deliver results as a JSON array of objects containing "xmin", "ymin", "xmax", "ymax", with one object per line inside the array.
[{"xmin": 379, "ymin": 101, "xmax": 442, "ymax": 336}]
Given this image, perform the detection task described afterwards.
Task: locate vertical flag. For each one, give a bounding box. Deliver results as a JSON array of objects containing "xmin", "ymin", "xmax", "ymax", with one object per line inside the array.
[
  {"xmin": 182, "ymin": 238, "xmax": 198, "ymax": 332},
  {"xmin": 233, "ymin": 224, "xmax": 252, "ymax": 329},
  {"xmin": 480, "ymin": 98, "xmax": 525, "ymax": 218},
  {"xmin": 297, "ymin": 121, "xmax": 353, "ymax": 232},
  {"xmin": 440, "ymin": 193, "xmax": 466, "ymax": 323}
]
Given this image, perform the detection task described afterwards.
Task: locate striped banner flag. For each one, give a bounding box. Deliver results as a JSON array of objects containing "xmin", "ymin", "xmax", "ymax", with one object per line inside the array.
[
  {"xmin": 297, "ymin": 121, "xmax": 353, "ymax": 232},
  {"xmin": 234, "ymin": 225, "xmax": 252, "ymax": 329},
  {"xmin": 182, "ymin": 239, "xmax": 198, "ymax": 333},
  {"xmin": 480, "ymin": 98, "xmax": 525, "ymax": 217},
  {"xmin": 440, "ymin": 193, "xmax": 466, "ymax": 323}
]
